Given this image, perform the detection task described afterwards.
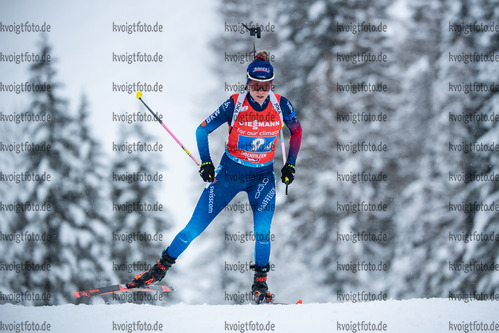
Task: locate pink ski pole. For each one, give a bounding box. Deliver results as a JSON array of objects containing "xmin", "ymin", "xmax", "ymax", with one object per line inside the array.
[{"xmin": 136, "ymin": 92, "xmax": 200, "ymax": 167}]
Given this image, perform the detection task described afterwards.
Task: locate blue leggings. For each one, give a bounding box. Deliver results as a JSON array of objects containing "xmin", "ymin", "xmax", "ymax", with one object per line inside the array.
[{"xmin": 167, "ymin": 154, "xmax": 276, "ymax": 267}]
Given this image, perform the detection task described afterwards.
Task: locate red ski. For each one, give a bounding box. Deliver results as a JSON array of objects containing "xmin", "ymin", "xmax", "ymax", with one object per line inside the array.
[
  {"xmin": 265, "ymin": 299, "xmax": 303, "ymax": 305},
  {"xmin": 73, "ymin": 284, "xmax": 173, "ymax": 298}
]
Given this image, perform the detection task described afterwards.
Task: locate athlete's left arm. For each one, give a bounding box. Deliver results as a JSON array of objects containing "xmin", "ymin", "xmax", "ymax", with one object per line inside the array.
[{"xmin": 280, "ymin": 96, "xmax": 302, "ymax": 166}]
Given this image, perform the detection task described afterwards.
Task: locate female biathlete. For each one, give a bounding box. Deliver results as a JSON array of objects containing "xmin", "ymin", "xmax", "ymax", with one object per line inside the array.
[{"xmin": 128, "ymin": 51, "xmax": 303, "ymax": 304}]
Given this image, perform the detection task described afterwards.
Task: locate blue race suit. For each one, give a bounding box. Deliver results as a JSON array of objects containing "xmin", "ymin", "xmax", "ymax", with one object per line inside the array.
[{"xmin": 166, "ymin": 92, "xmax": 302, "ymax": 267}]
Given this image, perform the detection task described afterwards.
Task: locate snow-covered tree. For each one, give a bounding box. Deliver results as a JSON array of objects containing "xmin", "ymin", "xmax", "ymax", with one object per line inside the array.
[
  {"xmin": 388, "ymin": 0, "xmax": 499, "ymax": 298},
  {"xmin": 4, "ymin": 38, "xmax": 113, "ymax": 305},
  {"xmin": 108, "ymin": 122, "xmax": 175, "ymax": 304}
]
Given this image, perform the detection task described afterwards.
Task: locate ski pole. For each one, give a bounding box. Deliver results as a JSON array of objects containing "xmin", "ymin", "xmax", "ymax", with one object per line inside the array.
[
  {"xmin": 136, "ymin": 92, "xmax": 200, "ymax": 167},
  {"xmin": 280, "ymin": 125, "xmax": 289, "ymax": 195}
]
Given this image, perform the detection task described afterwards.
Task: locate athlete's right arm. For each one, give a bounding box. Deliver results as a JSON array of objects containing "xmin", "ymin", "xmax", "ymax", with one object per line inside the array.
[{"xmin": 196, "ymin": 97, "xmax": 235, "ymax": 164}]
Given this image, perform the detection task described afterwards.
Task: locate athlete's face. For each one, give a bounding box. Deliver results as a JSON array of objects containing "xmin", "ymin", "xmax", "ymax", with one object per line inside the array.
[{"xmin": 248, "ymin": 80, "xmax": 272, "ymax": 104}]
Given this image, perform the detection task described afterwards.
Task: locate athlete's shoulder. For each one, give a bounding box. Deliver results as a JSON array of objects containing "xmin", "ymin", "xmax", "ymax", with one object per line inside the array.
[
  {"xmin": 270, "ymin": 92, "xmax": 289, "ymax": 106},
  {"xmin": 276, "ymin": 95, "xmax": 296, "ymax": 121},
  {"xmin": 222, "ymin": 96, "xmax": 235, "ymax": 109}
]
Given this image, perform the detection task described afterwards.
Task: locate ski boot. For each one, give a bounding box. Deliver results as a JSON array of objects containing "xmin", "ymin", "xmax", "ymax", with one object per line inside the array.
[
  {"xmin": 127, "ymin": 248, "xmax": 176, "ymax": 288},
  {"xmin": 251, "ymin": 264, "xmax": 274, "ymax": 304}
]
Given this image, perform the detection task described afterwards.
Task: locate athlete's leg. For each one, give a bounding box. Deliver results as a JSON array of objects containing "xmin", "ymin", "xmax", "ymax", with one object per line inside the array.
[
  {"xmin": 167, "ymin": 163, "xmax": 241, "ymax": 258},
  {"xmin": 129, "ymin": 161, "xmax": 242, "ymax": 288},
  {"xmin": 246, "ymin": 171, "xmax": 276, "ymax": 267}
]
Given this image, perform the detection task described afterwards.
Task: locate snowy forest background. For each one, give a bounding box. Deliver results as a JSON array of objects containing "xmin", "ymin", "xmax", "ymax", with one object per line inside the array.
[{"xmin": 1, "ymin": 0, "xmax": 498, "ymax": 305}]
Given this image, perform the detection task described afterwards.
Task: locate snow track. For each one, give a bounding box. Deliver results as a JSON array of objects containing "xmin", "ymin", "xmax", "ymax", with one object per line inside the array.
[{"xmin": 1, "ymin": 298, "xmax": 498, "ymax": 332}]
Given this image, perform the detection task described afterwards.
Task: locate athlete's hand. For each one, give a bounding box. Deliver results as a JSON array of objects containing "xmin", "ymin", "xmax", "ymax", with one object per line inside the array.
[
  {"xmin": 199, "ymin": 161, "xmax": 215, "ymax": 182},
  {"xmin": 281, "ymin": 163, "xmax": 295, "ymax": 185}
]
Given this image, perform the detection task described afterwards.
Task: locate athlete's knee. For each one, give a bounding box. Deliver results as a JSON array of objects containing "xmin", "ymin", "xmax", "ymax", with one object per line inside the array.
[
  {"xmin": 254, "ymin": 227, "xmax": 271, "ymax": 244},
  {"xmin": 177, "ymin": 226, "xmax": 202, "ymax": 244}
]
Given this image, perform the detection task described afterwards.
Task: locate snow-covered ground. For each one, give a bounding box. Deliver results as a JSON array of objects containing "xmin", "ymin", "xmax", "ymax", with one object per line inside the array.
[{"xmin": 2, "ymin": 298, "xmax": 498, "ymax": 333}]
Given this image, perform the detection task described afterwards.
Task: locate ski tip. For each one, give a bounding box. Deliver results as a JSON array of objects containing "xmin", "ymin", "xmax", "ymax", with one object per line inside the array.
[
  {"xmin": 136, "ymin": 91, "xmax": 142, "ymax": 99},
  {"xmin": 296, "ymin": 300, "xmax": 303, "ymax": 304}
]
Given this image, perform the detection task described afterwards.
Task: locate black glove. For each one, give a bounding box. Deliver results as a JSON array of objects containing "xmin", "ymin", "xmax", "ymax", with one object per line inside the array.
[
  {"xmin": 199, "ymin": 161, "xmax": 215, "ymax": 182},
  {"xmin": 281, "ymin": 163, "xmax": 295, "ymax": 185}
]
